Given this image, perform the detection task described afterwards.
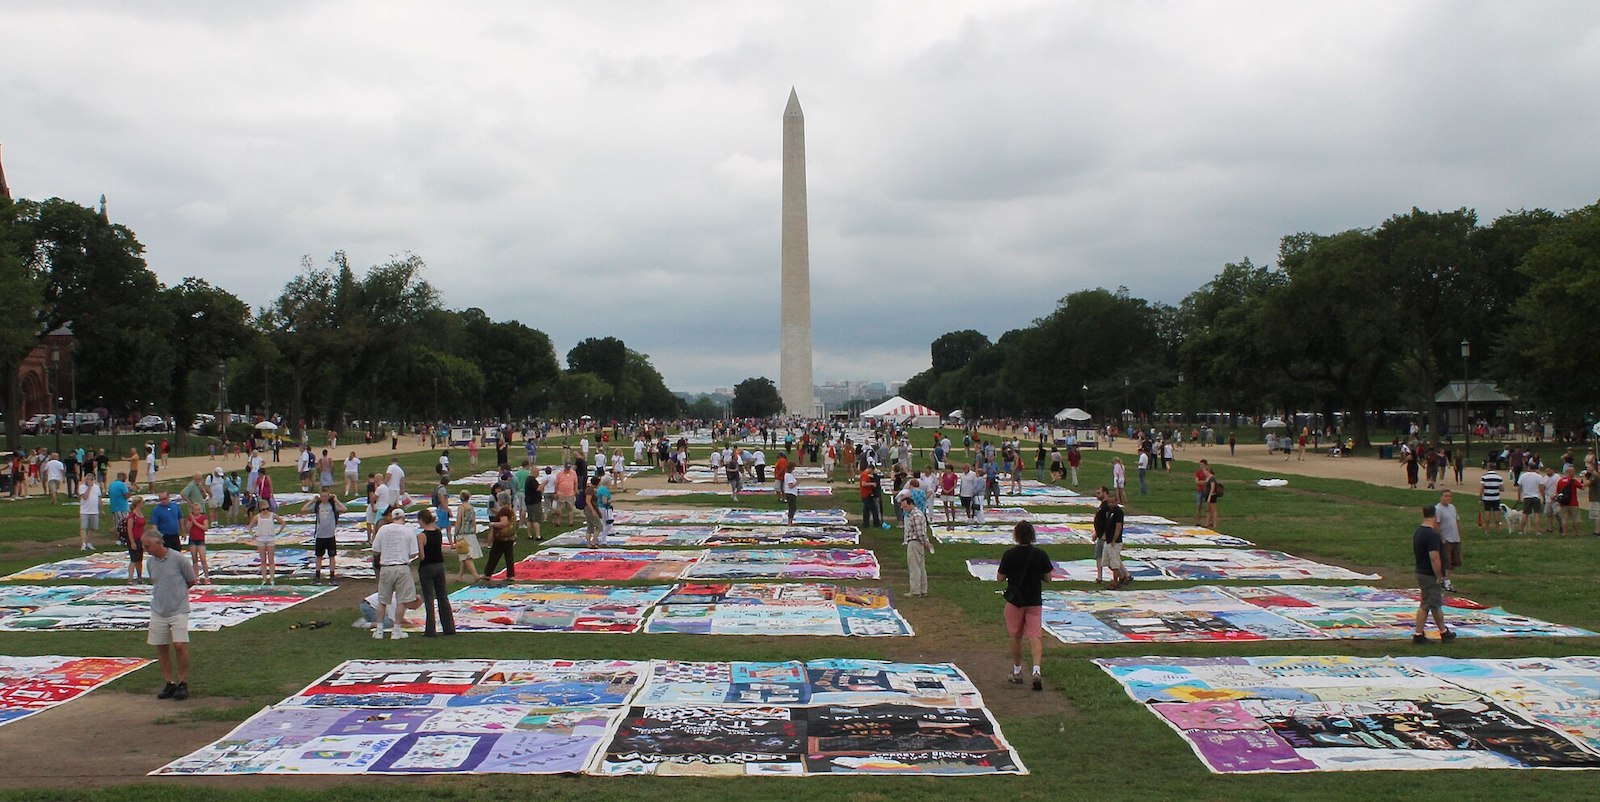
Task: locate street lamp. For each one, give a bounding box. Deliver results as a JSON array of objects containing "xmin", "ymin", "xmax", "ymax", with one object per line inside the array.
[
  {"xmin": 1177, "ymin": 371, "xmax": 1184, "ymax": 427},
  {"xmin": 1081, "ymin": 383, "xmax": 1087, "ymax": 411},
  {"xmin": 49, "ymin": 345, "xmax": 61, "ymax": 454},
  {"xmin": 1461, "ymin": 339, "xmax": 1471, "ymax": 461},
  {"xmin": 1123, "ymin": 376, "xmax": 1130, "ymax": 418}
]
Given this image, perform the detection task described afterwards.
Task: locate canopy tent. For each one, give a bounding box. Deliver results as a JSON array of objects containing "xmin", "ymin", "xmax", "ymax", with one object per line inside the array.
[
  {"xmin": 1054, "ymin": 407, "xmax": 1092, "ymax": 422},
  {"xmin": 948, "ymin": 409, "xmax": 965, "ymax": 419},
  {"xmin": 860, "ymin": 395, "xmax": 939, "ymax": 419}
]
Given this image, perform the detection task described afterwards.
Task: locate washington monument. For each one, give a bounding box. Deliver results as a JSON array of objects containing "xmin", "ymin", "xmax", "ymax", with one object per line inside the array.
[{"xmin": 780, "ymin": 88, "xmax": 814, "ymax": 416}]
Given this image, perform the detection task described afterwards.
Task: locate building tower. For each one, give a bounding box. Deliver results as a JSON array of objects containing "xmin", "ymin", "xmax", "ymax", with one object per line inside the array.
[
  {"xmin": 0, "ymin": 143, "xmax": 10, "ymax": 200},
  {"xmin": 779, "ymin": 89, "xmax": 814, "ymax": 416}
]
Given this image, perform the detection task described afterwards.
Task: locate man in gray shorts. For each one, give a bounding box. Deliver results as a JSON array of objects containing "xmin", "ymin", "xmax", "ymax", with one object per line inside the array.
[
  {"xmin": 145, "ymin": 532, "xmax": 197, "ymax": 700},
  {"xmin": 370, "ymin": 509, "xmax": 420, "ymax": 640},
  {"xmin": 1412, "ymin": 504, "xmax": 1456, "ymax": 645}
]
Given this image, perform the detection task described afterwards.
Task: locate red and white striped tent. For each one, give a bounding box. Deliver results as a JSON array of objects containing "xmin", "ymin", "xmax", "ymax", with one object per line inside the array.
[{"xmin": 859, "ymin": 395, "xmax": 940, "ymax": 420}]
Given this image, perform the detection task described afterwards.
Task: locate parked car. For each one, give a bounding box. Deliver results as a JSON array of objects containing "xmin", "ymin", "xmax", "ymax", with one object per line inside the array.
[
  {"xmin": 22, "ymin": 414, "xmax": 56, "ymax": 435},
  {"xmin": 134, "ymin": 415, "xmax": 168, "ymax": 432},
  {"xmin": 59, "ymin": 412, "xmax": 102, "ymax": 434}
]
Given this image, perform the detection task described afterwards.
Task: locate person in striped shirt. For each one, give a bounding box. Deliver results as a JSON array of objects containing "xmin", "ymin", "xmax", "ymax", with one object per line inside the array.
[{"xmin": 1479, "ymin": 469, "xmax": 1504, "ymax": 532}]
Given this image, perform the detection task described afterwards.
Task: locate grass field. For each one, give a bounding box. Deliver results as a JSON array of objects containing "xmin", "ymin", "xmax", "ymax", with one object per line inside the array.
[{"xmin": 0, "ymin": 431, "xmax": 1597, "ymax": 800}]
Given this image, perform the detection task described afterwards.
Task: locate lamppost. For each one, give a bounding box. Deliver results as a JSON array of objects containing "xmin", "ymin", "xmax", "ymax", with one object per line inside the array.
[
  {"xmin": 1123, "ymin": 376, "xmax": 1130, "ymax": 419},
  {"xmin": 1080, "ymin": 383, "xmax": 1087, "ymax": 411},
  {"xmin": 1177, "ymin": 371, "xmax": 1184, "ymax": 427},
  {"xmin": 1461, "ymin": 339, "xmax": 1471, "ymax": 461},
  {"xmin": 49, "ymin": 345, "xmax": 61, "ymax": 454},
  {"xmin": 217, "ymin": 360, "xmax": 228, "ymax": 443}
]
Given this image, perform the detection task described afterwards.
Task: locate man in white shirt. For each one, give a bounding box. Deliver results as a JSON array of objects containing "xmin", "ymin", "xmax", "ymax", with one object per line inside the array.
[
  {"xmin": 370, "ymin": 509, "xmax": 420, "ymax": 640},
  {"xmin": 386, "ymin": 459, "xmax": 406, "ymax": 496},
  {"xmin": 45, "ymin": 454, "xmax": 66, "ymax": 503},
  {"xmin": 296, "ymin": 447, "xmax": 314, "ymax": 492},
  {"xmin": 1516, "ymin": 467, "xmax": 1545, "ymax": 534},
  {"xmin": 753, "ymin": 449, "xmax": 767, "ymax": 484},
  {"xmin": 959, "ymin": 465, "xmax": 979, "ymax": 520}
]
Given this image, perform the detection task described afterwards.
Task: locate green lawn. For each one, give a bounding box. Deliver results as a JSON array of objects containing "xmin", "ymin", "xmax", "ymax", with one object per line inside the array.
[{"xmin": 0, "ymin": 437, "xmax": 1597, "ymax": 800}]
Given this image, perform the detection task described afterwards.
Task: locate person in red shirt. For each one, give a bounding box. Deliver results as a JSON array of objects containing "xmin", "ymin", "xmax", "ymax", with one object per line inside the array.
[
  {"xmin": 859, "ymin": 468, "xmax": 882, "ymax": 529},
  {"xmin": 1555, "ymin": 467, "xmax": 1583, "ymax": 534},
  {"xmin": 774, "ymin": 452, "xmax": 789, "ymax": 488},
  {"xmin": 125, "ymin": 496, "xmax": 148, "ymax": 584},
  {"xmin": 1066, "ymin": 447, "xmax": 1082, "ymax": 486},
  {"xmin": 1193, "ymin": 459, "xmax": 1211, "ymax": 525}
]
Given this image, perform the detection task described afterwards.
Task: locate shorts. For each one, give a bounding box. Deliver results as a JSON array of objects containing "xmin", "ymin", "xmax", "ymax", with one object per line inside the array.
[
  {"xmin": 1442, "ymin": 540, "xmax": 1462, "ymax": 569},
  {"xmin": 188, "ymin": 535, "xmax": 206, "ymax": 546},
  {"xmin": 1104, "ymin": 542, "xmax": 1125, "ymax": 571},
  {"xmin": 1417, "ymin": 573, "xmax": 1444, "ymax": 611},
  {"xmin": 148, "ymin": 613, "xmax": 190, "ymax": 646},
  {"xmin": 1113, "ymin": 477, "xmax": 1125, "ymax": 488},
  {"xmin": 556, "ymin": 494, "xmax": 576, "ymax": 510},
  {"xmin": 47, "ymin": 479, "xmax": 62, "ymax": 492},
  {"xmin": 1094, "ymin": 540, "xmax": 1105, "ymax": 565},
  {"xmin": 80, "ymin": 513, "xmax": 99, "ymax": 530},
  {"xmin": 377, "ymin": 565, "xmax": 418, "ymax": 604},
  {"xmin": 314, "ymin": 537, "xmax": 337, "ymax": 557},
  {"xmin": 1521, "ymin": 498, "xmax": 1542, "ymax": 514},
  {"xmin": 1482, "ymin": 499, "xmax": 1500, "ymax": 512},
  {"xmin": 1591, "ymin": 501, "xmax": 1600, "ymax": 519},
  {"xmin": 162, "ymin": 533, "xmax": 182, "ymax": 551},
  {"xmin": 1004, "ymin": 603, "xmax": 1043, "ymax": 639},
  {"xmin": 128, "ymin": 543, "xmax": 144, "ymax": 561},
  {"xmin": 513, "ymin": 494, "xmax": 527, "ymax": 515},
  {"xmin": 528, "ymin": 502, "xmax": 545, "ymax": 523}
]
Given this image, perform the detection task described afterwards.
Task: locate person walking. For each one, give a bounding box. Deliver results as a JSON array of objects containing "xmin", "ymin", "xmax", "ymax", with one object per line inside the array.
[
  {"xmin": 1111, "ymin": 457, "xmax": 1127, "ymax": 505},
  {"xmin": 554, "ymin": 464, "xmax": 578, "ymax": 525},
  {"xmin": 1479, "ymin": 467, "xmax": 1505, "ymax": 532},
  {"xmin": 997, "ymin": 521, "xmax": 1053, "ymax": 691},
  {"xmin": 1136, "ymin": 450, "xmax": 1149, "ymax": 495},
  {"xmin": 481, "ymin": 502, "xmax": 517, "ymax": 584},
  {"xmin": 1096, "ymin": 487, "xmax": 1131, "ymax": 589},
  {"xmin": 901, "ymin": 496, "xmax": 933, "ymax": 597},
  {"xmin": 414, "ymin": 508, "xmax": 455, "ymax": 637},
  {"xmin": 783, "ymin": 467, "xmax": 800, "ymax": 525},
  {"xmin": 143, "ymin": 529, "xmax": 196, "ymax": 701},
  {"xmin": 1412, "ymin": 504, "xmax": 1456, "ymax": 644},
  {"xmin": 343, "ymin": 451, "xmax": 362, "ymax": 495},
  {"xmin": 454, "ymin": 490, "xmax": 483, "ymax": 582}
]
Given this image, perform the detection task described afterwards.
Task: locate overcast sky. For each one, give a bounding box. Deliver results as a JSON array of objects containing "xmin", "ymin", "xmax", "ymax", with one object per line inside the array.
[{"xmin": 5, "ymin": 1, "xmax": 1598, "ymax": 392}]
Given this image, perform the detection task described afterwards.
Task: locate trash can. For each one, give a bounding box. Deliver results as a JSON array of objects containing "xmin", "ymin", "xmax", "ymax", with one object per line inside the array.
[{"xmin": 1378, "ymin": 445, "xmax": 1394, "ymax": 460}]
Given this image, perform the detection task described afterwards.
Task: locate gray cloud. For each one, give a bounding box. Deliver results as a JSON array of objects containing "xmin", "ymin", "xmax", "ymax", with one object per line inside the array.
[{"xmin": 3, "ymin": 0, "xmax": 1598, "ymax": 391}]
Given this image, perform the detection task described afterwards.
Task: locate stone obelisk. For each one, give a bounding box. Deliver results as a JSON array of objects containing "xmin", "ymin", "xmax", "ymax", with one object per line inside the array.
[{"xmin": 780, "ymin": 88, "xmax": 814, "ymax": 416}]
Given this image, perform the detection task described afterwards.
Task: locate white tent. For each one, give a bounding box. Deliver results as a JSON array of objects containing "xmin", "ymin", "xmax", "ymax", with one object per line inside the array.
[
  {"xmin": 1054, "ymin": 407, "xmax": 1092, "ymax": 422},
  {"xmin": 860, "ymin": 395, "xmax": 940, "ymax": 420},
  {"xmin": 948, "ymin": 409, "xmax": 965, "ymax": 419}
]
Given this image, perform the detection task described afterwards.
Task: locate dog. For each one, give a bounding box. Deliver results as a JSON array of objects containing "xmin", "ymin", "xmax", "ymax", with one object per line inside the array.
[{"xmin": 1501, "ymin": 505, "xmax": 1523, "ymax": 529}]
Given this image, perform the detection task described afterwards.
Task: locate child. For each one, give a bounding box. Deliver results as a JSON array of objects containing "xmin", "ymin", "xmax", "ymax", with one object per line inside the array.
[
  {"xmin": 186, "ymin": 505, "xmax": 211, "ymax": 584},
  {"xmin": 250, "ymin": 506, "xmax": 287, "ymax": 585}
]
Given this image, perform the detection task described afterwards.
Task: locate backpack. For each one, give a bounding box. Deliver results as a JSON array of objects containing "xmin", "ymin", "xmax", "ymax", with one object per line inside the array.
[{"xmin": 1211, "ymin": 480, "xmax": 1225, "ymax": 499}]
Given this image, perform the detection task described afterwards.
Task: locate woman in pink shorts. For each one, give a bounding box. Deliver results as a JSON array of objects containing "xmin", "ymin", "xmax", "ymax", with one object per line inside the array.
[{"xmin": 997, "ymin": 521, "xmax": 1054, "ymax": 691}]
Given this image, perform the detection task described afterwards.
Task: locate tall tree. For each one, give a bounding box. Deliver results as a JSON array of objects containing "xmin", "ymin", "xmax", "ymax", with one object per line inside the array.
[
  {"xmin": 1504, "ymin": 201, "xmax": 1600, "ymax": 422},
  {"xmin": 731, "ymin": 377, "xmax": 783, "ymax": 418},
  {"xmin": 0, "ymin": 197, "xmax": 45, "ymax": 451},
  {"xmin": 162, "ymin": 278, "xmax": 254, "ymax": 446},
  {"xmin": 1375, "ymin": 207, "xmax": 1478, "ymax": 444}
]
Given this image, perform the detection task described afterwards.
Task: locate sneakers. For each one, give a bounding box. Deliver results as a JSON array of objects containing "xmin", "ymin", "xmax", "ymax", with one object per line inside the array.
[
  {"xmin": 172, "ymin": 682, "xmax": 189, "ymax": 701},
  {"xmin": 157, "ymin": 682, "xmax": 178, "ymax": 699},
  {"xmin": 1008, "ymin": 673, "xmax": 1024, "ymax": 685},
  {"xmin": 352, "ymin": 619, "xmax": 374, "ymax": 629},
  {"xmin": 1440, "ymin": 578, "xmax": 1454, "ymax": 592},
  {"xmin": 1031, "ymin": 673, "xmax": 1043, "ymax": 691},
  {"xmin": 1412, "ymin": 633, "xmax": 1428, "ymax": 644},
  {"xmin": 372, "ymin": 628, "xmax": 385, "ymax": 640},
  {"xmin": 1440, "ymin": 630, "xmax": 1457, "ymax": 642},
  {"xmin": 390, "ymin": 630, "xmax": 408, "ymax": 640}
]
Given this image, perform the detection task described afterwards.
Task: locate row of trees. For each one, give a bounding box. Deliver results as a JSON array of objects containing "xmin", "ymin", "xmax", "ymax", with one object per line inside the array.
[
  {"xmin": 900, "ymin": 201, "xmax": 1600, "ymax": 446},
  {"xmin": 0, "ymin": 195, "xmax": 683, "ymax": 452}
]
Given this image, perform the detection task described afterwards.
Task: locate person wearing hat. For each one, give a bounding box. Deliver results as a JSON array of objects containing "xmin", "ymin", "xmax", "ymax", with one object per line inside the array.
[{"xmin": 370, "ymin": 507, "xmax": 421, "ymax": 638}]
